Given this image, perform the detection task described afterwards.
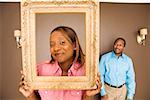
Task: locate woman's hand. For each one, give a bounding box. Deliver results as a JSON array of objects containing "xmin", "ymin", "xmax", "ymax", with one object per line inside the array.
[
  {"xmin": 85, "ymin": 73, "xmax": 101, "ymax": 96},
  {"xmin": 19, "ymin": 71, "xmax": 34, "ymax": 98},
  {"xmin": 101, "ymin": 95, "xmax": 108, "ymax": 100}
]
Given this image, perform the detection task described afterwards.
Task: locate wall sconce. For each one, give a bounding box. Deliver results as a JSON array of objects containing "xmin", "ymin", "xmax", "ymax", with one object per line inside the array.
[
  {"xmin": 137, "ymin": 28, "xmax": 148, "ymax": 46},
  {"xmin": 14, "ymin": 30, "xmax": 21, "ymax": 48}
]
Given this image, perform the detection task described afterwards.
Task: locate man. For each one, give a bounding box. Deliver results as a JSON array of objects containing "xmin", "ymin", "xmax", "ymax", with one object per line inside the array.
[{"xmin": 99, "ymin": 37, "xmax": 136, "ymax": 100}]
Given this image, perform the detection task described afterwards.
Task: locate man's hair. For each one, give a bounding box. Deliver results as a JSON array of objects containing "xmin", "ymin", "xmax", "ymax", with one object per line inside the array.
[
  {"xmin": 50, "ymin": 26, "xmax": 85, "ymax": 68},
  {"xmin": 114, "ymin": 37, "xmax": 126, "ymax": 47}
]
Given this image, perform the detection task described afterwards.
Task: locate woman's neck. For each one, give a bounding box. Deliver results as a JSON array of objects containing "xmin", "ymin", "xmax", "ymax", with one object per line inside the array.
[{"xmin": 58, "ymin": 58, "xmax": 74, "ymax": 75}]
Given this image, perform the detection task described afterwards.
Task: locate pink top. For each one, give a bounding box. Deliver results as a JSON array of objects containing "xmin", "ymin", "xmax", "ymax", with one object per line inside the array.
[{"xmin": 37, "ymin": 61, "xmax": 85, "ymax": 100}]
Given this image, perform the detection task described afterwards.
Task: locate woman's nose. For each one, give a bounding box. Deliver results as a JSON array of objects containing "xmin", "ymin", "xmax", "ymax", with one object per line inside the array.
[{"xmin": 53, "ymin": 45, "xmax": 61, "ymax": 51}]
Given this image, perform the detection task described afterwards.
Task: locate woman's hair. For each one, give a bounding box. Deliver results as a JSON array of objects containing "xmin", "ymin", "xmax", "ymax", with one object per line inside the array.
[
  {"xmin": 50, "ymin": 26, "xmax": 85, "ymax": 67},
  {"xmin": 114, "ymin": 37, "xmax": 126, "ymax": 47}
]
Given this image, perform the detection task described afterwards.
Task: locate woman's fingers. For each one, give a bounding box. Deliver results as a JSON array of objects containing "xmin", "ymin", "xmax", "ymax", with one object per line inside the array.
[
  {"xmin": 85, "ymin": 73, "xmax": 101, "ymax": 96},
  {"xmin": 19, "ymin": 81, "xmax": 33, "ymax": 97},
  {"xmin": 19, "ymin": 70, "xmax": 34, "ymax": 97},
  {"xmin": 19, "ymin": 85, "xmax": 33, "ymax": 97},
  {"xmin": 96, "ymin": 73, "xmax": 101, "ymax": 89}
]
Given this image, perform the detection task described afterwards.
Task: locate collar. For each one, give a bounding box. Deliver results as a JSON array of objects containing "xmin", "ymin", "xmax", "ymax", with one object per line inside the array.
[
  {"xmin": 112, "ymin": 51, "xmax": 125, "ymax": 59},
  {"xmin": 52, "ymin": 61, "xmax": 81, "ymax": 75}
]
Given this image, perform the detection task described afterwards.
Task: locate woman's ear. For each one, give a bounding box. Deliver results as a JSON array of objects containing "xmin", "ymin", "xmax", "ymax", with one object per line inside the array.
[{"xmin": 73, "ymin": 43, "xmax": 76, "ymax": 50}]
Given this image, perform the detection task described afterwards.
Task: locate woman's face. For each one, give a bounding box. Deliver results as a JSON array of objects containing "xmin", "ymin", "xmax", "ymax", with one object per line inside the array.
[{"xmin": 50, "ymin": 31, "xmax": 74, "ymax": 63}]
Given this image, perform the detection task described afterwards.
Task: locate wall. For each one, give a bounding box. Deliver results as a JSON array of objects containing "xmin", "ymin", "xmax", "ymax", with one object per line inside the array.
[
  {"xmin": 100, "ymin": 3, "xmax": 150, "ymax": 100},
  {"xmin": 0, "ymin": 3, "xmax": 2, "ymax": 100},
  {"xmin": 1, "ymin": 3, "xmax": 24, "ymax": 100},
  {"xmin": 147, "ymin": 4, "xmax": 150, "ymax": 95},
  {"xmin": 0, "ymin": 2, "xmax": 150, "ymax": 100}
]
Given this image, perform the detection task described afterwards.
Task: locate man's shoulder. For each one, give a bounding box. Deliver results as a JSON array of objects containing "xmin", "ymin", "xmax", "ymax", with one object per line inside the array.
[
  {"xmin": 102, "ymin": 51, "xmax": 112, "ymax": 58},
  {"xmin": 122, "ymin": 53, "xmax": 132, "ymax": 61},
  {"xmin": 100, "ymin": 51, "xmax": 112, "ymax": 62}
]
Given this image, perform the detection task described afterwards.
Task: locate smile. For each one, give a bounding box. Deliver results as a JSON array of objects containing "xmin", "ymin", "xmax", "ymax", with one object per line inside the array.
[{"xmin": 55, "ymin": 53, "xmax": 63, "ymax": 57}]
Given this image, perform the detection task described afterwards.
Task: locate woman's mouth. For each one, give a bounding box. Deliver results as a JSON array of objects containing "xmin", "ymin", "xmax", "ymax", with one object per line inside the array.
[{"xmin": 55, "ymin": 53, "xmax": 63, "ymax": 57}]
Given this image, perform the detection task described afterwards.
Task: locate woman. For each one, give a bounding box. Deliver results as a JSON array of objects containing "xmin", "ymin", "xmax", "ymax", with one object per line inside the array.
[{"xmin": 19, "ymin": 26, "xmax": 101, "ymax": 100}]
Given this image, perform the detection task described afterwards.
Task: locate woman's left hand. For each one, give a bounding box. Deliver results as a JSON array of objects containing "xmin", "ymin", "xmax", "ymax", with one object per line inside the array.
[{"xmin": 85, "ymin": 73, "xmax": 101, "ymax": 96}]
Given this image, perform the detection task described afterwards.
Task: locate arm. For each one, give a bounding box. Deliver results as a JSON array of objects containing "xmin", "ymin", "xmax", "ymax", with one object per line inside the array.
[
  {"xmin": 126, "ymin": 58, "xmax": 136, "ymax": 100},
  {"xmin": 99, "ymin": 56, "xmax": 107, "ymax": 96},
  {"xmin": 27, "ymin": 92, "xmax": 38, "ymax": 100}
]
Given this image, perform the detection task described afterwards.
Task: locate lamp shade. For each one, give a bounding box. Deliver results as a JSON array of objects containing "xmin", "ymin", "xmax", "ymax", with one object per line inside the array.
[{"xmin": 140, "ymin": 28, "xmax": 148, "ymax": 35}]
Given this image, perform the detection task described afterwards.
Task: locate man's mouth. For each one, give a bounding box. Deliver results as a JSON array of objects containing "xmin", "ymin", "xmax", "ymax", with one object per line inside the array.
[{"xmin": 115, "ymin": 48, "xmax": 120, "ymax": 51}]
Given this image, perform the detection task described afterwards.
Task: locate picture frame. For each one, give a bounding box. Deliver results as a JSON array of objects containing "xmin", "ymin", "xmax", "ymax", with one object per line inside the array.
[{"xmin": 21, "ymin": 0, "xmax": 99, "ymax": 90}]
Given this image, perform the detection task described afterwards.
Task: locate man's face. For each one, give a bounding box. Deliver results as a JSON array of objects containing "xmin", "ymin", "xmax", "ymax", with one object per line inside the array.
[{"xmin": 113, "ymin": 39, "xmax": 125, "ymax": 56}]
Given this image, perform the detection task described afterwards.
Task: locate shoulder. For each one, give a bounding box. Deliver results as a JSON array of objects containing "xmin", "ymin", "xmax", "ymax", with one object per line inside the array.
[
  {"xmin": 122, "ymin": 53, "xmax": 133, "ymax": 63},
  {"xmin": 101, "ymin": 51, "xmax": 112, "ymax": 60},
  {"xmin": 72, "ymin": 62, "xmax": 85, "ymax": 76},
  {"xmin": 122, "ymin": 53, "xmax": 132, "ymax": 60},
  {"xmin": 37, "ymin": 60, "xmax": 55, "ymax": 68},
  {"xmin": 37, "ymin": 60, "xmax": 59, "ymax": 76},
  {"xmin": 37, "ymin": 60, "xmax": 49, "ymax": 65},
  {"xmin": 104, "ymin": 52, "xmax": 112, "ymax": 56}
]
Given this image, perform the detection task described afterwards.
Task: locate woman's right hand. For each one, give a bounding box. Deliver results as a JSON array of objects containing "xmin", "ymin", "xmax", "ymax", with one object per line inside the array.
[
  {"xmin": 19, "ymin": 70, "xmax": 34, "ymax": 98},
  {"xmin": 101, "ymin": 94, "xmax": 108, "ymax": 100}
]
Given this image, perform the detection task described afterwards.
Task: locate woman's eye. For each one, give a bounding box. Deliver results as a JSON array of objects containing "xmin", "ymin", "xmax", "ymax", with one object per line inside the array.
[
  {"xmin": 50, "ymin": 43, "xmax": 54, "ymax": 47},
  {"xmin": 60, "ymin": 41, "xmax": 65, "ymax": 45}
]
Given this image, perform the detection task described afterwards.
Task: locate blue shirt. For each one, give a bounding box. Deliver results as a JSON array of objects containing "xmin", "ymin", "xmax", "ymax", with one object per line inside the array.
[{"xmin": 99, "ymin": 51, "xmax": 136, "ymax": 100}]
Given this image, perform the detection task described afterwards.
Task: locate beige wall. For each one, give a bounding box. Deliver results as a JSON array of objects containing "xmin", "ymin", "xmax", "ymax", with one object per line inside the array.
[
  {"xmin": 148, "ymin": 4, "xmax": 150, "ymax": 94},
  {"xmin": 100, "ymin": 3, "xmax": 150, "ymax": 100},
  {"xmin": 0, "ymin": 3, "xmax": 24, "ymax": 100},
  {"xmin": 0, "ymin": 2, "xmax": 150, "ymax": 100},
  {"xmin": 0, "ymin": 3, "xmax": 2, "ymax": 100}
]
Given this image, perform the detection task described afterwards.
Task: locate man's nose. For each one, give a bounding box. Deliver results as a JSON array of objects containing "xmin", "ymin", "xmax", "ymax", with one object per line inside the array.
[{"xmin": 115, "ymin": 44, "xmax": 120, "ymax": 48}]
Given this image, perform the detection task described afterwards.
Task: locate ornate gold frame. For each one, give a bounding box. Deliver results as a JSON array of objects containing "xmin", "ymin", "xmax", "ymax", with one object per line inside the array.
[{"xmin": 21, "ymin": 0, "xmax": 99, "ymax": 90}]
